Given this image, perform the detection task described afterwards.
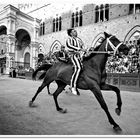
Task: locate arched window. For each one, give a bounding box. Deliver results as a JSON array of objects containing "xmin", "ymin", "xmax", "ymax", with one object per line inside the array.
[
  {"xmin": 42, "ymin": 22, "xmax": 45, "ymax": 35},
  {"xmin": 105, "ymin": 4, "xmax": 109, "ymax": 21},
  {"xmin": 56, "ymin": 17, "xmax": 59, "ymax": 32},
  {"xmin": 129, "ymin": 4, "xmax": 134, "ymax": 14},
  {"xmin": 53, "ymin": 19, "xmax": 55, "ymax": 32},
  {"xmin": 135, "ymin": 4, "xmax": 140, "ymax": 13},
  {"xmin": 95, "ymin": 4, "xmax": 109, "ymax": 23},
  {"xmin": 72, "ymin": 13, "xmax": 75, "ymax": 28},
  {"xmin": 95, "ymin": 6, "xmax": 99, "ymax": 23},
  {"xmin": 39, "ymin": 22, "xmax": 45, "ymax": 36},
  {"xmin": 24, "ymin": 52, "xmax": 30, "ymax": 68},
  {"xmin": 79, "ymin": 10, "xmax": 83, "ymax": 26},
  {"xmin": 71, "ymin": 10, "xmax": 83, "ymax": 28},
  {"xmin": 129, "ymin": 4, "xmax": 140, "ymax": 14},
  {"xmin": 75, "ymin": 11, "xmax": 79, "ymax": 27},
  {"xmin": 0, "ymin": 26, "xmax": 7, "ymax": 35},
  {"xmin": 39, "ymin": 23, "xmax": 42, "ymax": 36},
  {"xmin": 100, "ymin": 4, "xmax": 104, "ymax": 22},
  {"xmin": 52, "ymin": 16, "xmax": 62, "ymax": 32},
  {"xmin": 59, "ymin": 17, "xmax": 62, "ymax": 31}
]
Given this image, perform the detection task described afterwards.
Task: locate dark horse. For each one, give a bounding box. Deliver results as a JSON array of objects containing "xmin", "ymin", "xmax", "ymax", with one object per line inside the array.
[{"xmin": 29, "ymin": 32, "xmax": 129, "ymax": 132}]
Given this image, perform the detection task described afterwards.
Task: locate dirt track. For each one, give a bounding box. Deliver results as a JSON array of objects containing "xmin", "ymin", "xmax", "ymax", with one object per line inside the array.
[{"xmin": 0, "ymin": 77, "xmax": 140, "ymax": 135}]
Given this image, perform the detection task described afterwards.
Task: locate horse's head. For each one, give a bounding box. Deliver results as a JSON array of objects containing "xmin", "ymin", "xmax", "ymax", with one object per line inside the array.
[{"xmin": 104, "ymin": 32, "xmax": 129, "ymax": 56}]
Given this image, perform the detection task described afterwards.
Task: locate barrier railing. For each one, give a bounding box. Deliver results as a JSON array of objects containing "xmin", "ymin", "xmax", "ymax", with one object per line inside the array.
[
  {"xmin": 16, "ymin": 71, "xmax": 140, "ymax": 92},
  {"xmin": 106, "ymin": 73, "xmax": 140, "ymax": 92}
]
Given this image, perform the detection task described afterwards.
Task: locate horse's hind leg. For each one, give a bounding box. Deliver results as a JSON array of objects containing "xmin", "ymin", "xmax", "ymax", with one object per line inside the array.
[
  {"xmin": 46, "ymin": 80, "xmax": 65, "ymax": 96},
  {"xmin": 90, "ymin": 81, "xmax": 122, "ymax": 132},
  {"xmin": 101, "ymin": 84, "xmax": 122, "ymax": 116},
  {"xmin": 29, "ymin": 81, "xmax": 47, "ymax": 107},
  {"xmin": 53, "ymin": 80, "xmax": 67, "ymax": 113},
  {"xmin": 47, "ymin": 83, "xmax": 52, "ymax": 96}
]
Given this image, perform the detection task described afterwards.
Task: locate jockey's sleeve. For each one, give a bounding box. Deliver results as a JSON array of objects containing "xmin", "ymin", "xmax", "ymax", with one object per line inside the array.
[
  {"xmin": 66, "ymin": 37, "xmax": 81, "ymax": 51},
  {"xmin": 78, "ymin": 37, "xmax": 85, "ymax": 49}
]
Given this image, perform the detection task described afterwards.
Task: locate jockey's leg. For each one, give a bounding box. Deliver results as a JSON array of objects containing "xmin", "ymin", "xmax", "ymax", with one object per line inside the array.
[
  {"xmin": 70, "ymin": 55, "xmax": 82, "ymax": 95},
  {"xmin": 73, "ymin": 56, "xmax": 82, "ymax": 88},
  {"xmin": 71, "ymin": 55, "xmax": 77, "ymax": 88}
]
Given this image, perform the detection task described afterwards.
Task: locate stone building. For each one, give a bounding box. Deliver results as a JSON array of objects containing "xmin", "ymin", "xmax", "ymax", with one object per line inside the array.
[
  {"xmin": 0, "ymin": 4, "xmax": 140, "ymax": 74},
  {"xmin": 0, "ymin": 5, "xmax": 40, "ymax": 74}
]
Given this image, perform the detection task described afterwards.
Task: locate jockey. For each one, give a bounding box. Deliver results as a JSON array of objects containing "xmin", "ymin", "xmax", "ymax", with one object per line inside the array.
[
  {"xmin": 66, "ymin": 28, "xmax": 85, "ymax": 95},
  {"xmin": 55, "ymin": 45, "xmax": 68, "ymax": 62}
]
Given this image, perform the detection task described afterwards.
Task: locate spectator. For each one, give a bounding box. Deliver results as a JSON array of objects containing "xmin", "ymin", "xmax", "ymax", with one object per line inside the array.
[
  {"xmin": 9, "ymin": 67, "xmax": 13, "ymax": 77},
  {"xmin": 13, "ymin": 69, "xmax": 16, "ymax": 78}
]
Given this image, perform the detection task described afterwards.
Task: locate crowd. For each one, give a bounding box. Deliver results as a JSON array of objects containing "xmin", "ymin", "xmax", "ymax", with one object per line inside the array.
[
  {"xmin": 106, "ymin": 43, "xmax": 140, "ymax": 73},
  {"xmin": 36, "ymin": 41, "xmax": 140, "ymax": 74}
]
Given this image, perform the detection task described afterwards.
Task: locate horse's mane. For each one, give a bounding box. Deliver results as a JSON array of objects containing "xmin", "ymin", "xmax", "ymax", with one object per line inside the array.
[{"xmin": 83, "ymin": 37, "xmax": 106, "ymax": 61}]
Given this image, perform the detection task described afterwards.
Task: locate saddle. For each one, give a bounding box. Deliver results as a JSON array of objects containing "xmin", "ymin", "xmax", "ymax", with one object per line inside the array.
[{"xmin": 58, "ymin": 57, "xmax": 72, "ymax": 64}]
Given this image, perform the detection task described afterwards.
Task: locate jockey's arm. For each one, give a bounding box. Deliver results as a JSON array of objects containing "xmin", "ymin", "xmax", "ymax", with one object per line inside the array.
[
  {"xmin": 56, "ymin": 51, "xmax": 68, "ymax": 62},
  {"xmin": 79, "ymin": 48, "xmax": 87, "ymax": 52},
  {"xmin": 67, "ymin": 38, "xmax": 81, "ymax": 51}
]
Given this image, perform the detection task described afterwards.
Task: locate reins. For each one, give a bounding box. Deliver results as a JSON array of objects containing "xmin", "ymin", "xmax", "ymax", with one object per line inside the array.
[
  {"xmin": 90, "ymin": 51, "xmax": 114, "ymax": 55},
  {"xmin": 86, "ymin": 35, "xmax": 122, "ymax": 57}
]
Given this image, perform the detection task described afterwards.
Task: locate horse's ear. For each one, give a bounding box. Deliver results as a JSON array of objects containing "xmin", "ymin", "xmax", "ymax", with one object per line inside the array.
[{"xmin": 104, "ymin": 32, "xmax": 110, "ymax": 38}]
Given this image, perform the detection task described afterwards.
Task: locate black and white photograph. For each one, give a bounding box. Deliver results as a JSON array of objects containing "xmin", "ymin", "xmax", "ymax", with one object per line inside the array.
[{"xmin": 0, "ymin": 0, "xmax": 140, "ymax": 138}]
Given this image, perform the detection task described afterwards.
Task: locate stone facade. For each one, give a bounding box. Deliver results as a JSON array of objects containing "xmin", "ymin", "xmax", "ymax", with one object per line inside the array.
[
  {"xmin": 0, "ymin": 4, "xmax": 140, "ymax": 74},
  {"xmin": 0, "ymin": 5, "xmax": 40, "ymax": 74},
  {"xmin": 38, "ymin": 4, "xmax": 140, "ymax": 54}
]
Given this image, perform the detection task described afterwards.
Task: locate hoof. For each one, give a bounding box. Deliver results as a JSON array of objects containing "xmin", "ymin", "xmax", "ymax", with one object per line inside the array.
[
  {"xmin": 58, "ymin": 108, "xmax": 67, "ymax": 114},
  {"xmin": 115, "ymin": 108, "xmax": 121, "ymax": 116},
  {"xmin": 48, "ymin": 93, "xmax": 53, "ymax": 96},
  {"xmin": 29, "ymin": 101, "xmax": 37, "ymax": 107},
  {"xmin": 29, "ymin": 101, "xmax": 33, "ymax": 107},
  {"xmin": 113, "ymin": 126, "xmax": 122, "ymax": 133}
]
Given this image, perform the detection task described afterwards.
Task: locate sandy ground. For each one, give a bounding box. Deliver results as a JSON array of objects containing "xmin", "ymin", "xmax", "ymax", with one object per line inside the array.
[{"xmin": 0, "ymin": 76, "xmax": 140, "ymax": 136}]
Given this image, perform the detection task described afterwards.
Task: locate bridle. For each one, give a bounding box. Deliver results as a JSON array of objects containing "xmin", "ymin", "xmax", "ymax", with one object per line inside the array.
[
  {"xmin": 85, "ymin": 35, "xmax": 123, "ymax": 57},
  {"xmin": 105, "ymin": 36, "xmax": 123, "ymax": 55}
]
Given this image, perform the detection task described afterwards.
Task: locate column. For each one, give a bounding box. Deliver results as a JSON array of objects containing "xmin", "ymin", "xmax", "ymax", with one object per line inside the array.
[
  {"xmin": 5, "ymin": 35, "xmax": 16, "ymax": 74},
  {"xmin": 30, "ymin": 41, "xmax": 39, "ymax": 69}
]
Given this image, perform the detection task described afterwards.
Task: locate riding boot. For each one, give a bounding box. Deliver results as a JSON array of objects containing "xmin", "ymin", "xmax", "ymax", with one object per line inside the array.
[{"xmin": 71, "ymin": 87, "xmax": 78, "ymax": 95}]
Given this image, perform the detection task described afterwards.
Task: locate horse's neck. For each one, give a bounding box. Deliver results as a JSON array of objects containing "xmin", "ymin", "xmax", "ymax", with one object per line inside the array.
[{"xmin": 90, "ymin": 41, "xmax": 108, "ymax": 70}]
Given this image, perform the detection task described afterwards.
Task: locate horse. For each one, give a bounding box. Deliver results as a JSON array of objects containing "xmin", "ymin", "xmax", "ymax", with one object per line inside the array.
[{"xmin": 29, "ymin": 32, "xmax": 129, "ymax": 132}]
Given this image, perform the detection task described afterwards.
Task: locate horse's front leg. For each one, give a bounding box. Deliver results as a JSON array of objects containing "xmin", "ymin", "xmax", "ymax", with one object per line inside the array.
[
  {"xmin": 53, "ymin": 80, "xmax": 67, "ymax": 113},
  {"xmin": 101, "ymin": 83, "xmax": 122, "ymax": 116},
  {"xmin": 88, "ymin": 80, "xmax": 122, "ymax": 132}
]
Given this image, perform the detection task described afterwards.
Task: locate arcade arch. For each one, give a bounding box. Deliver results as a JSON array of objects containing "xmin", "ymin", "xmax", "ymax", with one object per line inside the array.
[
  {"xmin": 38, "ymin": 44, "xmax": 45, "ymax": 63},
  {"xmin": 50, "ymin": 40, "xmax": 62, "ymax": 53},
  {"xmin": 24, "ymin": 52, "xmax": 30, "ymax": 68},
  {"xmin": 0, "ymin": 25, "xmax": 7, "ymax": 74},
  {"xmin": 91, "ymin": 32, "xmax": 105, "ymax": 49},
  {"xmin": 0, "ymin": 25, "xmax": 7, "ymax": 35},
  {"xmin": 15, "ymin": 29, "xmax": 31, "ymax": 67},
  {"xmin": 124, "ymin": 25, "xmax": 140, "ymax": 46}
]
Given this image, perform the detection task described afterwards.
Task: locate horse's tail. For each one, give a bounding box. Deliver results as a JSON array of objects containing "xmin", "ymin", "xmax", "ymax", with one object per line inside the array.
[{"xmin": 32, "ymin": 63, "xmax": 53, "ymax": 80}]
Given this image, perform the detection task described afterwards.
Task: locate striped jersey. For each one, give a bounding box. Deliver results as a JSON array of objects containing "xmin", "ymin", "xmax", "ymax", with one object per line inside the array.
[{"xmin": 66, "ymin": 36, "xmax": 84, "ymax": 51}]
